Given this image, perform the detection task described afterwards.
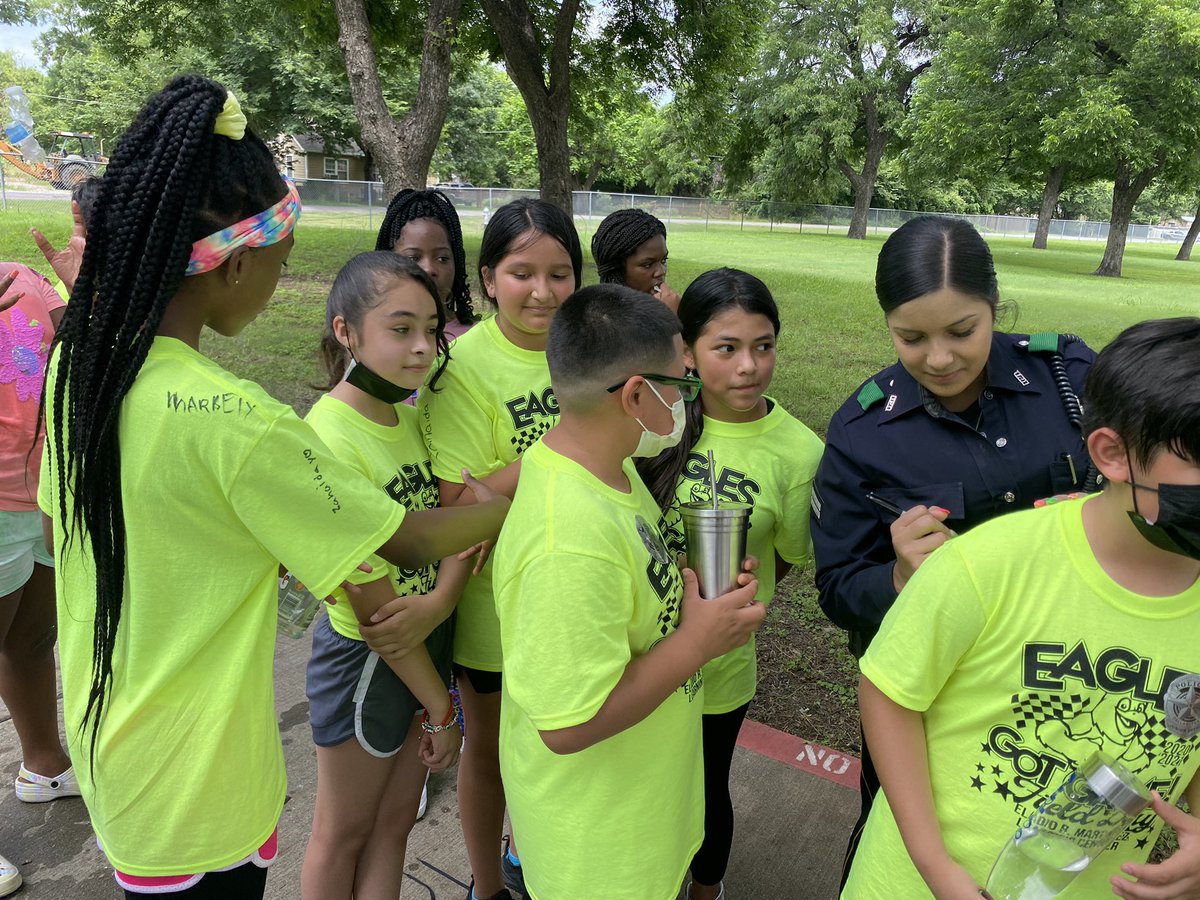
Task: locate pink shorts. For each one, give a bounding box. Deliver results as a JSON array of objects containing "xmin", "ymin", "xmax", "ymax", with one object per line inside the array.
[{"xmin": 112, "ymin": 827, "xmax": 278, "ymax": 894}]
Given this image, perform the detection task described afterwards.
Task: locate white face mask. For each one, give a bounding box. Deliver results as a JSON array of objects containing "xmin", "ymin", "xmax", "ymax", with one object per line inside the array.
[{"xmin": 632, "ymin": 381, "xmax": 686, "ymax": 458}]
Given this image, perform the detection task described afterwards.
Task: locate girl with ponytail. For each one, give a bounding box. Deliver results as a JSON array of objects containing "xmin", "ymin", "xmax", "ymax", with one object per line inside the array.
[
  {"xmin": 300, "ymin": 253, "xmax": 468, "ymax": 899},
  {"xmin": 40, "ymin": 75, "xmax": 507, "ymax": 899},
  {"xmin": 636, "ymin": 268, "xmax": 824, "ymax": 900}
]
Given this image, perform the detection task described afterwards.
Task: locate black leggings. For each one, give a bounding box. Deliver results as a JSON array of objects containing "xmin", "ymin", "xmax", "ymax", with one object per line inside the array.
[
  {"xmin": 840, "ymin": 724, "xmax": 879, "ymax": 889},
  {"xmin": 689, "ymin": 702, "xmax": 750, "ymax": 887},
  {"xmin": 123, "ymin": 863, "xmax": 268, "ymax": 900}
]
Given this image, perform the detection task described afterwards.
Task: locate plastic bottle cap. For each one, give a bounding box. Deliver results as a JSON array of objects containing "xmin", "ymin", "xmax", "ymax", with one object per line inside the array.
[{"xmin": 1081, "ymin": 752, "xmax": 1151, "ymax": 816}]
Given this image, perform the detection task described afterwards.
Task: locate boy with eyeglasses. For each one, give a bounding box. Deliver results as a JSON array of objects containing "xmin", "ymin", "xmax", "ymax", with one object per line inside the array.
[{"xmin": 492, "ymin": 284, "xmax": 765, "ymax": 900}]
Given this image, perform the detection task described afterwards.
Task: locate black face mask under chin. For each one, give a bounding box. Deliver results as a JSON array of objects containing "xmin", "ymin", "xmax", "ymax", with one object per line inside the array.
[
  {"xmin": 343, "ymin": 358, "xmax": 414, "ymax": 404},
  {"xmin": 1128, "ymin": 479, "xmax": 1200, "ymax": 562}
]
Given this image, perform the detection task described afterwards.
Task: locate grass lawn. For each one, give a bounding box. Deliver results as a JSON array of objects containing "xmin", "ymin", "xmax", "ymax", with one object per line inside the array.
[
  {"xmin": 5, "ymin": 209, "xmax": 1199, "ymax": 757},
  {"xmin": 7, "ymin": 209, "xmax": 1195, "ymax": 421}
]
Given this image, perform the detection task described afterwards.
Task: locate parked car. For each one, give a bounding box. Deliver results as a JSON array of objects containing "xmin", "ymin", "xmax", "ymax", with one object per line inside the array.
[
  {"xmin": 1161, "ymin": 228, "xmax": 1187, "ymax": 241},
  {"xmin": 433, "ymin": 181, "xmax": 476, "ymax": 205}
]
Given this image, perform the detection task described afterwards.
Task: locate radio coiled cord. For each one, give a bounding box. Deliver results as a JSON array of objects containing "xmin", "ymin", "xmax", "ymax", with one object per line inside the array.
[{"xmin": 1049, "ymin": 333, "xmax": 1101, "ymax": 491}]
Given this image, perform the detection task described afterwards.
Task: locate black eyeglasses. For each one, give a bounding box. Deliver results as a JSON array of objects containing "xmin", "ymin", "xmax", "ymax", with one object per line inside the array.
[{"xmin": 606, "ymin": 373, "xmax": 702, "ymax": 402}]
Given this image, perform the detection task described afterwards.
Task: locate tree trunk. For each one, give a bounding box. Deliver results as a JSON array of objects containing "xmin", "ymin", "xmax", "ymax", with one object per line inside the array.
[
  {"xmin": 1176, "ymin": 199, "xmax": 1200, "ymax": 261},
  {"xmin": 528, "ymin": 94, "xmax": 574, "ymax": 214},
  {"xmin": 479, "ymin": 0, "xmax": 582, "ymax": 216},
  {"xmin": 332, "ymin": 0, "xmax": 462, "ymax": 198},
  {"xmin": 1094, "ymin": 160, "xmax": 1158, "ymax": 277},
  {"xmin": 1033, "ymin": 162, "xmax": 1067, "ymax": 250},
  {"xmin": 838, "ymin": 91, "xmax": 885, "ymax": 239},
  {"xmin": 579, "ymin": 157, "xmax": 605, "ymax": 192}
]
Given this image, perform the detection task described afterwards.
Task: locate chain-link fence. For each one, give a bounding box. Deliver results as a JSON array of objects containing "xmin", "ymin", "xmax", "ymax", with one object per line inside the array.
[
  {"xmin": 1, "ymin": 165, "xmax": 1190, "ymax": 245},
  {"xmin": 568, "ymin": 190, "xmax": 1186, "ymax": 243}
]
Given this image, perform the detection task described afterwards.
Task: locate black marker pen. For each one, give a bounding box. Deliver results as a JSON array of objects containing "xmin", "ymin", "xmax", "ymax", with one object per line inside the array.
[{"xmin": 865, "ymin": 492, "xmax": 904, "ymax": 517}]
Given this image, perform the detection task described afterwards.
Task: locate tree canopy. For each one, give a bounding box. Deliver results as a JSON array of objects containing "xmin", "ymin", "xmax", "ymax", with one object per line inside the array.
[
  {"xmin": 5, "ymin": 0, "xmax": 1199, "ymax": 274},
  {"xmin": 724, "ymin": 0, "xmax": 936, "ymax": 238}
]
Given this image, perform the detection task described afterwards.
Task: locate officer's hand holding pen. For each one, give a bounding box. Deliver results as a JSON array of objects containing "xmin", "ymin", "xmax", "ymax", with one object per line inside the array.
[{"xmin": 867, "ymin": 493, "xmax": 956, "ymax": 593}]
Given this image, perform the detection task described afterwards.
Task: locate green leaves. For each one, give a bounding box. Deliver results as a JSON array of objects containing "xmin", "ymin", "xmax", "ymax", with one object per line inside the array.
[
  {"xmin": 725, "ymin": 0, "xmax": 933, "ymax": 204},
  {"xmin": 908, "ymin": 0, "xmax": 1200, "ymax": 193}
]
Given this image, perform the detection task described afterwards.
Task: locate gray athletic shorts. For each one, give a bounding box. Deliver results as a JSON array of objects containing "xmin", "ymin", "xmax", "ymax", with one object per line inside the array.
[{"xmin": 306, "ymin": 612, "xmax": 454, "ymax": 757}]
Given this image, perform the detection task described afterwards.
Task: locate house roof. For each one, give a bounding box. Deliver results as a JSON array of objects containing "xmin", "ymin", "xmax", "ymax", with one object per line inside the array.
[{"xmin": 287, "ymin": 132, "xmax": 365, "ymax": 157}]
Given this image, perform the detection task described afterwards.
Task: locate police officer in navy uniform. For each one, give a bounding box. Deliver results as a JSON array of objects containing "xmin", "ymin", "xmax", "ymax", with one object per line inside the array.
[{"xmin": 810, "ymin": 216, "xmax": 1096, "ymax": 886}]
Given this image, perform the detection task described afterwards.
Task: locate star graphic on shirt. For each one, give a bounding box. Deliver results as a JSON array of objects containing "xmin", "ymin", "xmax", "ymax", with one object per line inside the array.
[
  {"xmin": 976, "ymin": 763, "xmax": 985, "ymax": 772},
  {"xmin": 992, "ymin": 765, "xmax": 1002, "ymax": 776},
  {"xmin": 980, "ymin": 742, "xmax": 991, "ymax": 755},
  {"xmin": 1136, "ymin": 837, "xmax": 1149, "ymax": 850},
  {"xmin": 970, "ymin": 776, "xmax": 984, "ymax": 791},
  {"xmin": 994, "ymin": 781, "xmax": 1013, "ymax": 800}
]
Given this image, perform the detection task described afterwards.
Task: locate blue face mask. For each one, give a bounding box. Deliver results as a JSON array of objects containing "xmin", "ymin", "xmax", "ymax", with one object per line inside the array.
[{"xmin": 1128, "ymin": 479, "xmax": 1200, "ymax": 561}]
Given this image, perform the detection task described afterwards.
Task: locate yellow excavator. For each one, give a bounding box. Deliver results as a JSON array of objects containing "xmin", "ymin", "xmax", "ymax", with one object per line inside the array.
[{"xmin": 0, "ymin": 130, "xmax": 106, "ymax": 188}]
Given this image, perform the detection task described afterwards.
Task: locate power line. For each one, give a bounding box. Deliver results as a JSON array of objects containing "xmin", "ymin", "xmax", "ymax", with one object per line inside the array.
[{"xmin": 26, "ymin": 92, "xmax": 100, "ymax": 105}]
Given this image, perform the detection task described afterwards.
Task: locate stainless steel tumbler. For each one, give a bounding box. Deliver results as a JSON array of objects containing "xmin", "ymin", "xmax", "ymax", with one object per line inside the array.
[{"xmin": 680, "ymin": 501, "xmax": 751, "ymax": 599}]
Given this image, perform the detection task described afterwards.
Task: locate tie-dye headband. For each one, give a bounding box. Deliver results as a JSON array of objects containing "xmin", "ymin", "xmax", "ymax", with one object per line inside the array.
[{"xmin": 185, "ymin": 177, "xmax": 301, "ymax": 277}]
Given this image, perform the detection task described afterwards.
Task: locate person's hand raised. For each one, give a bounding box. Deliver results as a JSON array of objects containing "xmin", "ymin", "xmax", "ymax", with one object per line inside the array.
[
  {"xmin": 31, "ymin": 200, "xmax": 87, "ymax": 294},
  {"xmin": 0, "ymin": 270, "xmax": 22, "ymax": 313}
]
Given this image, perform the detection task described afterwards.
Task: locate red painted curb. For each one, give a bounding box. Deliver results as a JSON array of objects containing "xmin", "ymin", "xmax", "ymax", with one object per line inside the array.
[{"xmin": 737, "ymin": 718, "xmax": 860, "ymax": 790}]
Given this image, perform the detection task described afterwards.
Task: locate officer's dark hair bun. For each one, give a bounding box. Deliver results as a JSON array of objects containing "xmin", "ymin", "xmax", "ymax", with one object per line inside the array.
[{"xmin": 875, "ymin": 216, "xmax": 999, "ymax": 315}]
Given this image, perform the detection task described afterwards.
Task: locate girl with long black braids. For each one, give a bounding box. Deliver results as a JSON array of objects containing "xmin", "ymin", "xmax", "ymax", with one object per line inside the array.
[
  {"xmin": 376, "ymin": 188, "xmax": 477, "ymax": 340},
  {"xmin": 40, "ymin": 76, "xmax": 507, "ymax": 900},
  {"xmin": 591, "ymin": 207, "xmax": 682, "ymax": 313}
]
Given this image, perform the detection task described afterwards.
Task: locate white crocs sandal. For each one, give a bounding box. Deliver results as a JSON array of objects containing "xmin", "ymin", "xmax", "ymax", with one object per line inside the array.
[
  {"xmin": 15, "ymin": 763, "xmax": 82, "ymax": 803},
  {"xmin": 0, "ymin": 851, "xmax": 21, "ymax": 898}
]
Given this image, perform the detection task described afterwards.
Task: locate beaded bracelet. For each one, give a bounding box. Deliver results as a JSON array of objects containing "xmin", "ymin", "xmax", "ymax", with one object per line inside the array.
[{"xmin": 421, "ymin": 702, "xmax": 457, "ymax": 735}]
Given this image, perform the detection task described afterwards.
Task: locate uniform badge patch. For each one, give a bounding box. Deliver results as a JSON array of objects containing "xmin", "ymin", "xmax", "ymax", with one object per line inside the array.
[
  {"xmin": 636, "ymin": 515, "xmax": 672, "ymax": 566},
  {"xmin": 1013, "ymin": 369, "xmax": 1030, "ymax": 386},
  {"xmin": 885, "ymin": 394, "xmax": 896, "ymax": 412},
  {"xmin": 1164, "ymin": 673, "xmax": 1200, "ymax": 740}
]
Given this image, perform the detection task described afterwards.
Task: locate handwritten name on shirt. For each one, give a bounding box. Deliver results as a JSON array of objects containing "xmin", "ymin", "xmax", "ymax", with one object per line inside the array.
[{"xmin": 166, "ymin": 391, "xmax": 257, "ymax": 417}]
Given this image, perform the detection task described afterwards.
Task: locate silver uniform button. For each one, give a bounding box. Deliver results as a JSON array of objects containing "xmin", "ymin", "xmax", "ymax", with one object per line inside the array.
[
  {"xmin": 996, "ymin": 437, "xmax": 1007, "ymax": 448},
  {"xmin": 983, "ymin": 390, "xmax": 994, "ymax": 400},
  {"xmin": 1004, "ymin": 491, "xmax": 1016, "ymax": 503}
]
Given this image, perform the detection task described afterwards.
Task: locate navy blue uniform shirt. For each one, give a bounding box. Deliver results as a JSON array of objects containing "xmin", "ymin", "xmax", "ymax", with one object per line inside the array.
[{"xmin": 810, "ymin": 332, "xmax": 1095, "ymax": 655}]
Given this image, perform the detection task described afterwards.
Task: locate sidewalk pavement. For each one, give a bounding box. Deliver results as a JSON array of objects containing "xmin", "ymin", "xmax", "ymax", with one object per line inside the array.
[{"xmin": 0, "ymin": 629, "xmax": 859, "ymax": 899}]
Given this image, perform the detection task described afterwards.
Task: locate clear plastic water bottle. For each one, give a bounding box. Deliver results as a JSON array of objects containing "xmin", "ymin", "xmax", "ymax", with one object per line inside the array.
[
  {"xmin": 986, "ymin": 752, "xmax": 1150, "ymax": 899},
  {"xmin": 4, "ymin": 85, "xmax": 46, "ymax": 164},
  {"xmin": 277, "ymin": 572, "xmax": 322, "ymax": 638}
]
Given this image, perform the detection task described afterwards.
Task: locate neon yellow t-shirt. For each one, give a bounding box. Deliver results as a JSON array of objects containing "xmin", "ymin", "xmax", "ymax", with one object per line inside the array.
[
  {"xmin": 674, "ymin": 399, "xmax": 824, "ymax": 713},
  {"xmin": 494, "ymin": 440, "xmax": 704, "ymax": 900},
  {"xmin": 419, "ymin": 314, "xmax": 558, "ymax": 670},
  {"xmin": 39, "ymin": 338, "xmax": 407, "ymax": 877},
  {"xmin": 305, "ymin": 395, "xmax": 441, "ymax": 640},
  {"xmin": 846, "ymin": 498, "xmax": 1200, "ymax": 899}
]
